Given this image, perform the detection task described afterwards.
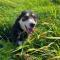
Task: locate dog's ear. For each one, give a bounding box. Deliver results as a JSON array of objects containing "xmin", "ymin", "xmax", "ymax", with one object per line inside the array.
[
  {"xmin": 21, "ymin": 10, "xmax": 32, "ymax": 16},
  {"xmin": 16, "ymin": 11, "xmax": 26, "ymax": 22},
  {"xmin": 20, "ymin": 10, "xmax": 27, "ymax": 17}
]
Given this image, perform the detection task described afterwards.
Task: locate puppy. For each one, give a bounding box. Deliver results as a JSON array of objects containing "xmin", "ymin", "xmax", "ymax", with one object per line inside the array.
[{"xmin": 10, "ymin": 10, "xmax": 38, "ymax": 45}]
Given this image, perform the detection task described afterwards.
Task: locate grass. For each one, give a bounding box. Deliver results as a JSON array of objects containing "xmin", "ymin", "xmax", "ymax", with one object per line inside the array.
[{"xmin": 0, "ymin": 0, "xmax": 60, "ymax": 60}]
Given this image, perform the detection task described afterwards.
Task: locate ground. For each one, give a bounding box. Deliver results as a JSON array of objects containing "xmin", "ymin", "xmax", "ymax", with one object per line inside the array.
[{"xmin": 0, "ymin": 0, "xmax": 60, "ymax": 60}]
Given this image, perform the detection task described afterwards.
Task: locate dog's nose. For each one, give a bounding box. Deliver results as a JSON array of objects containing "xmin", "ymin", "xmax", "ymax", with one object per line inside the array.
[{"xmin": 30, "ymin": 23, "xmax": 35, "ymax": 28}]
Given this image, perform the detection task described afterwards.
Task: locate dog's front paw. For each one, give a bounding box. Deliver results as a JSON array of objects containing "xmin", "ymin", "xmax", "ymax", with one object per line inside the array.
[{"xmin": 15, "ymin": 40, "xmax": 23, "ymax": 46}]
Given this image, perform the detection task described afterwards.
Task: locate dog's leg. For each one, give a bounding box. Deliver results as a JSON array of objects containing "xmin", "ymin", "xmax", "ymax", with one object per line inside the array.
[{"xmin": 16, "ymin": 40, "xmax": 22, "ymax": 45}]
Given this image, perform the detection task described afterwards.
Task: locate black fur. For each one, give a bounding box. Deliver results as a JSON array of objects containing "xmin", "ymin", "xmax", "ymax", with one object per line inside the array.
[{"xmin": 10, "ymin": 16, "xmax": 28, "ymax": 46}]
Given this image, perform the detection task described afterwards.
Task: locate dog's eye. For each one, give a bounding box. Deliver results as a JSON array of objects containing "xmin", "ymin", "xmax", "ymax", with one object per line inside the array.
[
  {"xmin": 32, "ymin": 16, "xmax": 37, "ymax": 21},
  {"xmin": 22, "ymin": 16, "xmax": 29, "ymax": 21},
  {"xmin": 32, "ymin": 15, "xmax": 37, "ymax": 19},
  {"xmin": 25, "ymin": 16, "xmax": 29, "ymax": 19}
]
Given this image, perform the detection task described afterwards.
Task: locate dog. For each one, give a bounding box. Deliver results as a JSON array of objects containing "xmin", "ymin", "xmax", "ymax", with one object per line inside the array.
[{"xmin": 10, "ymin": 10, "xmax": 38, "ymax": 46}]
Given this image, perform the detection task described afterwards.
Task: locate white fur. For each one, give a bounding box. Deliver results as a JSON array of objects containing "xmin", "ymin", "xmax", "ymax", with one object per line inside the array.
[
  {"xmin": 32, "ymin": 13, "xmax": 35, "ymax": 16},
  {"xmin": 19, "ymin": 17, "xmax": 37, "ymax": 32},
  {"xmin": 26, "ymin": 13, "xmax": 29, "ymax": 16},
  {"xmin": 18, "ymin": 41, "xmax": 22, "ymax": 45}
]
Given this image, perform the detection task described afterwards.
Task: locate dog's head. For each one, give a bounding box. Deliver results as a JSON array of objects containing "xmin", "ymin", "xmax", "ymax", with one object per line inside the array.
[{"xmin": 18, "ymin": 10, "xmax": 38, "ymax": 34}]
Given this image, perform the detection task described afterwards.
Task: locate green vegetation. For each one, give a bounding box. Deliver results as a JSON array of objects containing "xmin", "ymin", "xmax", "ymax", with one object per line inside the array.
[{"xmin": 0, "ymin": 0, "xmax": 60, "ymax": 60}]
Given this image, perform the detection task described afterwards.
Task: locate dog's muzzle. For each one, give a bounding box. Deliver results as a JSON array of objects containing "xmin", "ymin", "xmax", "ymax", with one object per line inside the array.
[{"xmin": 25, "ymin": 23, "xmax": 36, "ymax": 34}]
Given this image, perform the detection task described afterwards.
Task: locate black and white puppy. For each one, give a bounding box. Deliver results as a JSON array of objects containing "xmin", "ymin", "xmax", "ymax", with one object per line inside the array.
[{"xmin": 10, "ymin": 10, "xmax": 38, "ymax": 45}]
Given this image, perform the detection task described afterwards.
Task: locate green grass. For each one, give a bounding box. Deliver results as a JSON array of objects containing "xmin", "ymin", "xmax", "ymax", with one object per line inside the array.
[{"xmin": 0, "ymin": 0, "xmax": 60, "ymax": 60}]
